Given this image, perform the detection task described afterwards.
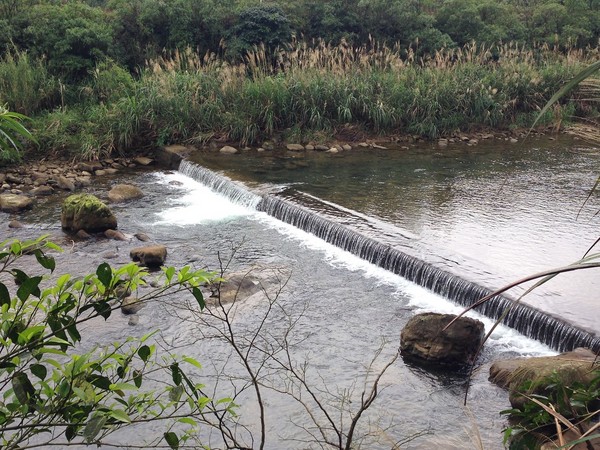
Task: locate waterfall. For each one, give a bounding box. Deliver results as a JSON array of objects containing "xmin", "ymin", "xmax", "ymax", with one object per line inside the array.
[
  {"xmin": 179, "ymin": 160, "xmax": 262, "ymax": 208},
  {"xmin": 179, "ymin": 160, "xmax": 600, "ymax": 353}
]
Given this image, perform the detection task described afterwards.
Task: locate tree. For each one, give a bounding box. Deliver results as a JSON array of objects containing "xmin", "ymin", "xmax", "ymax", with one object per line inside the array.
[
  {"xmin": 14, "ymin": 3, "xmax": 112, "ymax": 80},
  {"xmin": 0, "ymin": 236, "xmax": 238, "ymax": 449},
  {"xmin": 226, "ymin": 5, "xmax": 292, "ymax": 60}
]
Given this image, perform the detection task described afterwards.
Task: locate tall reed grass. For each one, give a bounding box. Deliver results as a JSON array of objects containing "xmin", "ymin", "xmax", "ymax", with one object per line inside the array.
[{"xmin": 16, "ymin": 40, "xmax": 599, "ymax": 159}]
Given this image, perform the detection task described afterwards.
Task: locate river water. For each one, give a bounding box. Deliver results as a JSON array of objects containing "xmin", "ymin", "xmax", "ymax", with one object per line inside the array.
[
  {"xmin": 2, "ymin": 152, "xmax": 561, "ymax": 448},
  {"xmin": 189, "ymin": 136, "xmax": 600, "ymax": 337}
]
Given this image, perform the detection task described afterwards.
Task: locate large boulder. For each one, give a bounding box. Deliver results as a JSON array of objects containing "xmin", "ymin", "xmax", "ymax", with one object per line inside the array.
[
  {"xmin": 0, "ymin": 194, "xmax": 33, "ymax": 212},
  {"xmin": 61, "ymin": 193, "xmax": 117, "ymax": 232},
  {"xmin": 130, "ymin": 245, "xmax": 167, "ymax": 268},
  {"xmin": 489, "ymin": 347, "xmax": 599, "ymax": 409},
  {"xmin": 108, "ymin": 184, "xmax": 144, "ymax": 203},
  {"xmin": 400, "ymin": 312, "xmax": 485, "ymax": 366}
]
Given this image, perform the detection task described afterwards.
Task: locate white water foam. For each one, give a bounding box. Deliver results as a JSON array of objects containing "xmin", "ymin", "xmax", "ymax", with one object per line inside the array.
[
  {"xmin": 159, "ymin": 170, "xmax": 555, "ymax": 357},
  {"xmin": 254, "ymin": 212, "xmax": 555, "ymax": 357},
  {"xmin": 152, "ymin": 172, "xmax": 253, "ymax": 225}
]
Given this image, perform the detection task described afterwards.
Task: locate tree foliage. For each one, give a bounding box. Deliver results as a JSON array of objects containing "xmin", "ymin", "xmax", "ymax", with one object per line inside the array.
[{"xmin": 0, "ymin": 236, "xmax": 234, "ymax": 449}]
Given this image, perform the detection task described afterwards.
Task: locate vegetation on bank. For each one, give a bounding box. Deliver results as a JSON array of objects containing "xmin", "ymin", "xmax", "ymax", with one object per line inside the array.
[
  {"xmin": 0, "ymin": 0, "xmax": 599, "ymax": 165},
  {"xmin": 1, "ymin": 42, "xmax": 598, "ymax": 164}
]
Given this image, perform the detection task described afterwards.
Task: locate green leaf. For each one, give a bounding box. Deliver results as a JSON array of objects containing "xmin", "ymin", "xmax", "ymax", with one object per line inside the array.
[
  {"xmin": 12, "ymin": 372, "xmax": 35, "ymax": 406},
  {"xmin": 30, "ymin": 364, "xmax": 47, "ymax": 381},
  {"xmin": 96, "ymin": 262, "xmax": 112, "ymax": 289},
  {"xmin": 109, "ymin": 409, "xmax": 131, "ymax": 423},
  {"xmin": 192, "ymin": 286, "xmax": 205, "ymax": 310},
  {"xmin": 16, "ymin": 275, "xmax": 42, "ymax": 301},
  {"xmin": 17, "ymin": 325, "xmax": 46, "ymax": 345},
  {"xmin": 177, "ymin": 417, "xmax": 197, "ymax": 426},
  {"xmin": 138, "ymin": 345, "xmax": 151, "ymax": 362},
  {"xmin": 109, "ymin": 382, "xmax": 138, "ymax": 392},
  {"xmin": 182, "ymin": 356, "xmax": 202, "ymax": 370},
  {"xmin": 169, "ymin": 385, "xmax": 184, "ymax": 402},
  {"xmin": 164, "ymin": 431, "xmax": 179, "ymax": 450},
  {"xmin": 65, "ymin": 424, "xmax": 77, "ymax": 442},
  {"xmin": 133, "ymin": 369, "xmax": 142, "ymax": 388},
  {"xmin": 171, "ymin": 363, "xmax": 182, "ymax": 386},
  {"xmin": 0, "ymin": 283, "xmax": 9, "ymax": 307},
  {"xmin": 165, "ymin": 266, "xmax": 175, "ymax": 282},
  {"xmin": 92, "ymin": 300, "xmax": 111, "ymax": 320},
  {"xmin": 88, "ymin": 375, "xmax": 111, "ymax": 390},
  {"xmin": 33, "ymin": 249, "xmax": 56, "ymax": 272},
  {"xmin": 83, "ymin": 413, "xmax": 107, "ymax": 443}
]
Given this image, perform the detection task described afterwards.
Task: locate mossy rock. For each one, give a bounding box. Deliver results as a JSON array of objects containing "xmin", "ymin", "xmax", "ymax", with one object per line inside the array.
[{"xmin": 61, "ymin": 193, "xmax": 117, "ymax": 233}]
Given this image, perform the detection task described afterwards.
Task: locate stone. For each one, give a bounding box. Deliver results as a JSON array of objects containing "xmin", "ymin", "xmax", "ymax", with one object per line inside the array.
[
  {"xmin": 76, "ymin": 177, "xmax": 92, "ymax": 187},
  {"xmin": 134, "ymin": 156, "xmax": 153, "ymax": 166},
  {"xmin": 8, "ymin": 220, "xmax": 23, "ymax": 229},
  {"xmin": 400, "ymin": 312, "xmax": 485, "ymax": 366},
  {"xmin": 134, "ymin": 233, "xmax": 150, "ymax": 242},
  {"xmin": 468, "ymin": 139, "xmax": 479, "ymax": 145},
  {"xmin": 76, "ymin": 230, "xmax": 91, "ymax": 240},
  {"xmin": 438, "ymin": 139, "xmax": 449, "ymax": 147},
  {"xmin": 57, "ymin": 176, "xmax": 76, "ymax": 191},
  {"xmin": 305, "ymin": 144, "xmax": 315, "ymax": 151},
  {"xmin": 220, "ymin": 145, "xmax": 238, "ymax": 154},
  {"xmin": 6, "ymin": 174, "xmax": 21, "ymax": 184},
  {"xmin": 128, "ymin": 315, "xmax": 139, "ymax": 326},
  {"xmin": 30, "ymin": 185, "xmax": 54, "ymax": 196},
  {"xmin": 108, "ymin": 184, "xmax": 144, "ymax": 203},
  {"xmin": 0, "ymin": 173, "xmax": 5, "ymax": 184},
  {"xmin": 257, "ymin": 147, "xmax": 265, "ymax": 152},
  {"xmin": 104, "ymin": 229, "xmax": 127, "ymax": 241},
  {"xmin": 103, "ymin": 168, "xmax": 118, "ymax": 175},
  {"xmin": 95, "ymin": 169, "xmax": 106, "ymax": 176},
  {"xmin": 286, "ymin": 144, "xmax": 305, "ymax": 151},
  {"xmin": 342, "ymin": 144, "xmax": 352, "ymax": 151},
  {"xmin": 315, "ymin": 144, "xmax": 330, "ymax": 151},
  {"xmin": 489, "ymin": 348, "xmax": 599, "ymax": 410},
  {"xmin": 326, "ymin": 148, "xmax": 339, "ymax": 153},
  {"xmin": 0, "ymin": 194, "xmax": 33, "ymax": 212},
  {"xmin": 358, "ymin": 142, "xmax": 369, "ymax": 148},
  {"xmin": 372, "ymin": 143, "xmax": 388, "ymax": 149},
  {"xmin": 130, "ymin": 245, "xmax": 167, "ymax": 268},
  {"xmin": 510, "ymin": 138, "xmax": 518, "ymax": 143},
  {"xmin": 61, "ymin": 193, "xmax": 117, "ymax": 233},
  {"xmin": 121, "ymin": 296, "xmax": 144, "ymax": 315}
]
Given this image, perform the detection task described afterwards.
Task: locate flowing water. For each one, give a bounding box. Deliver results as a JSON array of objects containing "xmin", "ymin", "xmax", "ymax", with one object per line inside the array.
[
  {"xmin": 2, "ymin": 136, "xmax": 596, "ymax": 448},
  {"xmin": 188, "ymin": 136, "xmax": 600, "ymax": 341}
]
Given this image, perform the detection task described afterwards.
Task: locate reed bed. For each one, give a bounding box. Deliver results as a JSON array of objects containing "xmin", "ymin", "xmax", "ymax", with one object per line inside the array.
[{"xmin": 6, "ymin": 40, "xmax": 598, "ymax": 159}]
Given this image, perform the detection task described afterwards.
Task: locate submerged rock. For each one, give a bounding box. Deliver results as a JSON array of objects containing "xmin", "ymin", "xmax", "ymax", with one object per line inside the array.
[
  {"xmin": 61, "ymin": 193, "xmax": 117, "ymax": 233},
  {"xmin": 220, "ymin": 145, "xmax": 238, "ymax": 154},
  {"xmin": 400, "ymin": 312, "xmax": 485, "ymax": 366}
]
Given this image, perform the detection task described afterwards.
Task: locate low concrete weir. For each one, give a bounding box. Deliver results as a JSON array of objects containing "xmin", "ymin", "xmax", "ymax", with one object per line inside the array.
[{"xmin": 179, "ymin": 159, "xmax": 600, "ymax": 353}]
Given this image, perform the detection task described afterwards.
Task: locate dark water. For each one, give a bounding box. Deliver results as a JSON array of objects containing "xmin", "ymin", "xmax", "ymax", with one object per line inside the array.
[
  {"xmin": 1, "ymin": 167, "xmax": 554, "ymax": 449},
  {"xmin": 189, "ymin": 137, "xmax": 600, "ymax": 336}
]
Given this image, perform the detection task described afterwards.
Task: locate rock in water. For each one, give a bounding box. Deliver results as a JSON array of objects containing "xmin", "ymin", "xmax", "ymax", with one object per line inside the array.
[
  {"xmin": 0, "ymin": 194, "xmax": 33, "ymax": 212},
  {"xmin": 61, "ymin": 194, "xmax": 117, "ymax": 233},
  {"xmin": 130, "ymin": 245, "xmax": 167, "ymax": 268},
  {"xmin": 400, "ymin": 312, "xmax": 485, "ymax": 366},
  {"xmin": 108, "ymin": 184, "xmax": 144, "ymax": 203}
]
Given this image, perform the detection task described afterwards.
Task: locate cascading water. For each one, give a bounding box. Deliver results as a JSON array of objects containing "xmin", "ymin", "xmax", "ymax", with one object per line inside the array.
[{"xmin": 178, "ymin": 159, "xmax": 600, "ymax": 353}]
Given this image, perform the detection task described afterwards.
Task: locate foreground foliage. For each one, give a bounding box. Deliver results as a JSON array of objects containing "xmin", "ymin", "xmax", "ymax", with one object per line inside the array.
[{"xmin": 0, "ymin": 236, "xmax": 231, "ymax": 449}]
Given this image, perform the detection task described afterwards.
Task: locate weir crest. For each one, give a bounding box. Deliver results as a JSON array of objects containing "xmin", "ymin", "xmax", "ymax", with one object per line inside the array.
[{"xmin": 178, "ymin": 159, "xmax": 600, "ymax": 353}]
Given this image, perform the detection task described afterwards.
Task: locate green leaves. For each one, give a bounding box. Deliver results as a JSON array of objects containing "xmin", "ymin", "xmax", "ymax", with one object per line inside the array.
[
  {"xmin": 0, "ymin": 238, "xmax": 218, "ymax": 449},
  {"xmin": 0, "ymin": 106, "xmax": 36, "ymax": 162},
  {"xmin": 164, "ymin": 431, "xmax": 179, "ymax": 449}
]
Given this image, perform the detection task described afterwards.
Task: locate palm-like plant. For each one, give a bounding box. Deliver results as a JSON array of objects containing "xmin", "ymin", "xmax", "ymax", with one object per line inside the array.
[{"xmin": 0, "ymin": 105, "xmax": 35, "ymax": 163}]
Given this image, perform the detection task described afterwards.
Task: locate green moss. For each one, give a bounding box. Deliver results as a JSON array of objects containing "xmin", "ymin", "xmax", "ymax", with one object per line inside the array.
[
  {"xmin": 63, "ymin": 193, "xmax": 109, "ymax": 215},
  {"xmin": 61, "ymin": 193, "xmax": 117, "ymax": 232}
]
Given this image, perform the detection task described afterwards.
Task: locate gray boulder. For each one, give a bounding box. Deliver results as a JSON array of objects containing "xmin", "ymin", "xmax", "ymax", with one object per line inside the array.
[{"xmin": 400, "ymin": 312, "xmax": 485, "ymax": 366}]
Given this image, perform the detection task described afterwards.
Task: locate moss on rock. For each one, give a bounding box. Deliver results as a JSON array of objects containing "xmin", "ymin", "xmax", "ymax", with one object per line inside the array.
[{"xmin": 61, "ymin": 193, "xmax": 117, "ymax": 232}]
